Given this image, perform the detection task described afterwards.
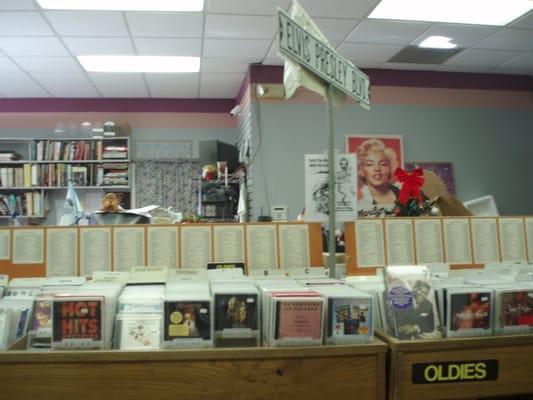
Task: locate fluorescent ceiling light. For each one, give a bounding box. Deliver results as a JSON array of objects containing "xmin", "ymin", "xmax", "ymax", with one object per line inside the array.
[
  {"xmin": 78, "ymin": 56, "xmax": 200, "ymax": 73},
  {"xmin": 418, "ymin": 36, "xmax": 457, "ymax": 49},
  {"xmin": 37, "ymin": 0, "xmax": 203, "ymax": 12},
  {"xmin": 369, "ymin": 0, "xmax": 533, "ymax": 26}
]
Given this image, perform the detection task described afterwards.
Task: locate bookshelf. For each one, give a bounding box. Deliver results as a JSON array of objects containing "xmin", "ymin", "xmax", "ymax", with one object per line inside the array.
[{"xmin": 0, "ymin": 137, "xmax": 131, "ymax": 218}]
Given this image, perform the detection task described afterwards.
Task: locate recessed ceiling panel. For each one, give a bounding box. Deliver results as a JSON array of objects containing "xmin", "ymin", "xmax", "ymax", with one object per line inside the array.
[
  {"xmin": 202, "ymin": 58, "xmax": 253, "ymax": 73},
  {"xmin": 389, "ymin": 46, "xmax": 463, "ymax": 64},
  {"xmin": 30, "ymin": 71, "xmax": 101, "ymax": 97},
  {"xmin": 45, "ymin": 11, "xmax": 129, "ymax": 36},
  {"xmin": 0, "ymin": 12, "xmax": 54, "ymax": 36},
  {"xmin": 0, "ymin": 37, "xmax": 69, "ymax": 57},
  {"xmin": 443, "ymin": 48, "xmax": 524, "ymax": 68},
  {"xmin": 88, "ymin": 72, "xmax": 149, "ymax": 97},
  {"xmin": 346, "ymin": 20, "xmax": 431, "ymax": 45},
  {"xmin": 0, "ymin": 72, "xmax": 50, "ymax": 97},
  {"xmin": 134, "ymin": 38, "xmax": 202, "ymax": 56},
  {"xmin": 313, "ymin": 18, "xmax": 360, "ymax": 42},
  {"xmin": 126, "ymin": 12, "xmax": 203, "ymax": 38},
  {"xmin": 63, "ymin": 37, "xmax": 135, "ymax": 55},
  {"xmin": 337, "ymin": 42, "xmax": 405, "ymax": 64},
  {"xmin": 14, "ymin": 56, "xmax": 83, "ymax": 73},
  {"xmin": 412, "ymin": 24, "xmax": 499, "ymax": 48},
  {"xmin": 474, "ymin": 28, "xmax": 533, "ymax": 51},
  {"xmin": 205, "ymin": 14, "xmax": 276, "ymax": 39},
  {"xmin": 207, "ymin": 0, "xmax": 290, "ymax": 15},
  {"xmin": 145, "ymin": 73, "xmax": 199, "ymax": 98},
  {"xmin": 200, "ymin": 73, "xmax": 245, "ymax": 98},
  {"xmin": 299, "ymin": 0, "xmax": 381, "ymax": 18},
  {"xmin": 0, "ymin": 0, "xmax": 36, "ymax": 10},
  {"xmin": 0, "ymin": 57, "xmax": 22, "ymax": 72},
  {"xmin": 203, "ymin": 39, "xmax": 271, "ymax": 58}
]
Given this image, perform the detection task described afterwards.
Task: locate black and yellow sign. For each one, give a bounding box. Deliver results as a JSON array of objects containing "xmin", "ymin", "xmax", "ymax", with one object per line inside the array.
[
  {"xmin": 207, "ymin": 262, "xmax": 245, "ymax": 272},
  {"xmin": 412, "ymin": 360, "xmax": 498, "ymax": 384}
]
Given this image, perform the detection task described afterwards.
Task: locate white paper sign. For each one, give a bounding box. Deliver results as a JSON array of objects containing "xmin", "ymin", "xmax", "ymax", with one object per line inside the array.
[{"xmin": 305, "ymin": 154, "xmax": 357, "ymax": 222}]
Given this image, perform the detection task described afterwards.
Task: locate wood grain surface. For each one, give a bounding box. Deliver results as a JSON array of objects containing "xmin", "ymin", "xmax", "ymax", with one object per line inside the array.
[{"xmin": 0, "ymin": 342, "xmax": 387, "ymax": 400}]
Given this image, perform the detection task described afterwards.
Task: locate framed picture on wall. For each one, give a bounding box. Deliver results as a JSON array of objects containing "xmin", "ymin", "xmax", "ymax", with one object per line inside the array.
[
  {"xmin": 346, "ymin": 135, "xmax": 404, "ymax": 217},
  {"xmin": 404, "ymin": 162, "xmax": 456, "ymax": 195}
]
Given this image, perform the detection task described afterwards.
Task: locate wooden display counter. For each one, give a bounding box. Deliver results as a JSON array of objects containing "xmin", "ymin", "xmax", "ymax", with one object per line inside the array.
[
  {"xmin": 0, "ymin": 340, "xmax": 387, "ymax": 400},
  {"xmin": 377, "ymin": 331, "xmax": 533, "ymax": 400}
]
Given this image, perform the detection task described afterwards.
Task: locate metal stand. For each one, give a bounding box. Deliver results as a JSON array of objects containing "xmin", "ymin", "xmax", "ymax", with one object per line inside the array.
[{"xmin": 325, "ymin": 84, "xmax": 337, "ymax": 278}]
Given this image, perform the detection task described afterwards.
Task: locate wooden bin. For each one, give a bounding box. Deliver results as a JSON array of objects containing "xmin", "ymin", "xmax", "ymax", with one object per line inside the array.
[
  {"xmin": 377, "ymin": 332, "xmax": 533, "ymax": 400},
  {"xmin": 0, "ymin": 340, "xmax": 387, "ymax": 400}
]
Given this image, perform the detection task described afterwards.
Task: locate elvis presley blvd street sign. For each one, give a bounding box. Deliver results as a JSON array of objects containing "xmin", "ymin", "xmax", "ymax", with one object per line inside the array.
[{"xmin": 278, "ymin": 8, "xmax": 370, "ymax": 109}]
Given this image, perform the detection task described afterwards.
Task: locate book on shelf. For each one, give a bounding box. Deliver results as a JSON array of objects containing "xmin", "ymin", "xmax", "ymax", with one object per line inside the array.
[
  {"xmin": 0, "ymin": 191, "xmax": 43, "ymax": 216},
  {"xmin": 0, "ymin": 151, "xmax": 21, "ymax": 161},
  {"xmin": 30, "ymin": 139, "xmax": 127, "ymax": 162}
]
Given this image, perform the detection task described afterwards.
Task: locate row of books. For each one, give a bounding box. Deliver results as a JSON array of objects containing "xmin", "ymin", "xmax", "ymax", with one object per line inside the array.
[
  {"xmin": 0, "ymin": 192, "xmax": 43, "ymax": 216},
  {"xmin": 0, "ymin": 164, "xmax": 129, "ymax": 188},
  {"xmin": 348, "ymin": 264, "xmax": 533, "ymax": 340},
  {"xmin": 0, "ymin": 151, "xmax": 22, "ymax": 161},
  {"xmin": 0, "ymin": 270, "xmax": 373, "ymax": 351},
  {"xmin": 30, "ymin": 140, "xmax": 128, "ymax": 161}
]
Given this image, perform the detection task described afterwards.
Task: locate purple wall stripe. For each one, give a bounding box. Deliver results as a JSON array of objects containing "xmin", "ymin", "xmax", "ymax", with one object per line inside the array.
[
  {"xmin": 0, "ymin": 98, "xmax": 236, "ymax": 113},
  {"xmin": 249, "ymin": 65, "xmax": 533, "ymax": 92},
  {"xmin": 0, "ymin": 66, "xmax": 531, "ymax": 113}
]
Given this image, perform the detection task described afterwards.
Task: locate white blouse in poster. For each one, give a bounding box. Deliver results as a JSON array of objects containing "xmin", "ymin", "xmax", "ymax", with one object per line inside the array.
[{"xmin": 304, "ymin": 154, "xmax": 357, "ymax": 222}]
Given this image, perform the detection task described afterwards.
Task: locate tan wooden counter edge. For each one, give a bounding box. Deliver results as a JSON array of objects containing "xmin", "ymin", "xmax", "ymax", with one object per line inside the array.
[
  {"xmin": 0, "ymin": 339, "xmax": 387, "ymax": 364},
  {"xmin": 376, "ymin": 330, "xmax": 533, "ymax": 351}
]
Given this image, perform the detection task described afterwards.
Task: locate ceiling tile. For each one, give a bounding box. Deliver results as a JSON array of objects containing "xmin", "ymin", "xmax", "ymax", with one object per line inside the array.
[
  {"xmin": 474, "ymin": 28, "xmax": 533, "ymax": 52},
  {"xmin": 134, "ymin": 38, "xmax": 202, "ymax": 56},
  {"xmin": 145, "ymin": 73, "xmax": 199, "ymax": 98},
  {"xmin": 207, "ymin": 0, "xmax": 290, "ymax": 15},
  {"xmin": 491, "ymin": 66, "xmax": 533, "ymax": 76},
  {"xmin": 353, "ymin": 61, "xmax": 382, "ymax": 68},
  {"xmin": 299, "ymin": 0, "xmax": 380, "ymax": 18},
  {"xmin": 88, "ymin": 72, "xmax": 149, "ymax": 97},
  {"xmin": 205, "ymin": 14, "xmax": 276, "ymax": 39},
  {"xmin": 436, "ymin": 64, "xmax": 495, "ymax": 73},
  {"xmin": 443, "ymin": 48, "xmax": 524, "ymax": 68},
  {"xmin": 265, "ymin": 39, "xmax": 280, "ymax": 60},
  {"xmin": 337, "ymin": 42, "xmax": 404, "ymax": 64},
  {"xmin": 200, "ymin": 73, "xmax": 245, "ymax": 98},
  {"xmin": 0, "ymin": 0, "xmax": 36, "ymax": 10},
  {"xmin": 0, "ymin": 56, "xmax": 21, "ymax": 72},
  {"xmin": 313, "ymin": 18, "xmax": 360, "ymax": 42},
  {"xmin": 381, "ymin": 62, "xmax": 438, "ymax": 71},
  {"xmin": 0, "ymin": 71, "xmax": 50, "ymax": 97},
  {"xmin": 509, "ymin": 10, "xmax": 533, "ymax": 29},
  {"xmin": 14, "ymin": 56, "xmax": 82, "ymax": 73},
  {"xmin": 346, "ymin": 20, "xmax": 431, "ymax": 45},
  {"xmin": 0, "ymin": 37, "xmax": 69, "ymax": 56},
  {"xmin": 30, "ymin": 71, "xmax": 100, "ymax": 97},
  {"xmin": 261, "ymin": 57, "xmax": 284, "ymax": 66},
  {"xmin": 0, "ymin": 12, "xmax": 54, "ymax": 36},
  {"xmin": 63, "ymin": 37, "xmax": 135, "ymax": 55},
  {"xmin": 126, "ymin": 13, "xmax": 203, "ymax": 38},
  {"xmin": 412, "ymin": 24, "xmax": 499, "ymax": 48},
  {"xmin": 203, "ymin": 39, "xmax": 271, "ymax": 58},
  {"xmin": 498, "ymin": 52, "xmax": 533, "ymax": 69},
  {"xmin": 202, "ymin": 58, "xmax": 253, "ymax": 73},
  {"xmin": 44, "ymin": 11, "xmax": 129, "ymax": 37}
]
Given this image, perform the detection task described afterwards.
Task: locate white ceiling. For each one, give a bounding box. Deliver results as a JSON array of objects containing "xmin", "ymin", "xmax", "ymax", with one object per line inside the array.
[{"xmin": 0, "ymin": 0, "xmax": 532, "ymax": 98}]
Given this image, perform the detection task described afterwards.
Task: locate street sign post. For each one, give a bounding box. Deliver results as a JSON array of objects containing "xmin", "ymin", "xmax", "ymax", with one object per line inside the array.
[{"xmin": 278, "ymin": 6, "xmax": 371, "ymax": 276}]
